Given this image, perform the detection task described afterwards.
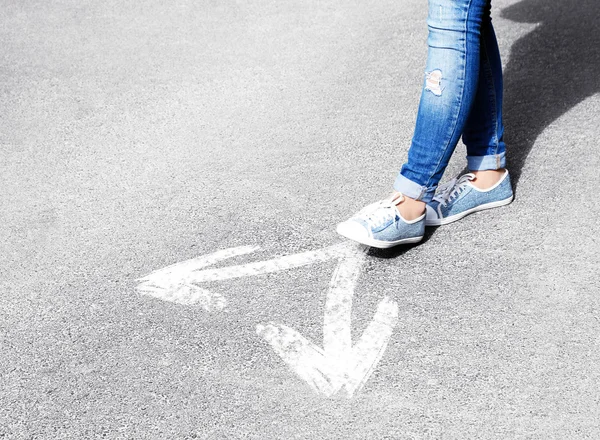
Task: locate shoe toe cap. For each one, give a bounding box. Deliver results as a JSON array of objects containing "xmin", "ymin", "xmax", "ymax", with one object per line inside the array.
[{"xmin": 336, "ymin": 220, "xmax": 370, "ymax": 240}]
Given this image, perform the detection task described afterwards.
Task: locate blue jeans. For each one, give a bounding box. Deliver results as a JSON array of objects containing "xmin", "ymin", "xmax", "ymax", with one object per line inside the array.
[{"xmin": 394, "ymin": 0, "xmax": 506, "ymax": 203}]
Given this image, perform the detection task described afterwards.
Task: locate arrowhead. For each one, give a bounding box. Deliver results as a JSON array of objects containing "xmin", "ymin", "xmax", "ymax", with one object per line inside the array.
[
  {"xmin": 137, "ymin": 282, "xmax": 227, "ymax": 311},
  {"xmin": 343, "ymin": 296, "xmax": 399, "ymax": 397},
  {"xmin": 256, "ymin": 323, "xmax": 343, "ymax": 397},
  {"xmin": 257, "ymin": 243, "xmax": 398, "ymax": 398},
  {"xmin": 257, "ymin": 296, "xmax": 399, "ymax": 398},
  {"xmin": 136, "ymin": 245, "xmax": 259, "ymax": 311}
]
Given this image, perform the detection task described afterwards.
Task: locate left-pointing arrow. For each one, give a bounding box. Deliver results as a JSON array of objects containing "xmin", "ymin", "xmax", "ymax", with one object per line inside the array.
[
  {"xmin": 136, "ymin": 245, "xmax": 260, "ymax": 311},
  {"xmin": 135, "ymin": 242, "xmax": 351, "ymax": 312}
]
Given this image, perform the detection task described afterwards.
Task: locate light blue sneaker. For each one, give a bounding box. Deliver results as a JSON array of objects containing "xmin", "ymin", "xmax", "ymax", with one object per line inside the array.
[
  {"xmin": 337, "ymin": 193, "xmax": 426, "ymax": 249},
  {"xmin": 425, "ymin": 170, "xmax": 514, "ymax": 226}
]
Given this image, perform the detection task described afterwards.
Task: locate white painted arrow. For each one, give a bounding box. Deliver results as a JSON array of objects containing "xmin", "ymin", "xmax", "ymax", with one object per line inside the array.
[
  {"xmin": 136, "ymin": 245, "xmax": 259, "ymax": 311},
  {"xmin": 136, "ymin": 241, "xmax": 399, "ymax": 398},
  {"xmin": 136, "ymin": 242, "xmax": 350, "ymax": 312},
  {"xmin": 256, "ymin": 244, "xmax": 399, "ymax": 398}
]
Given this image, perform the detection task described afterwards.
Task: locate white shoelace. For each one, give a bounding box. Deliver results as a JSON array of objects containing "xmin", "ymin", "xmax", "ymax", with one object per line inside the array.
[
  {"xmin": 358, "ymin": 194, "xmax": 403, "ymax": 229},
  {"xmin": 432, "ymin": 173, "xmax": 476, "ymax": 205}
]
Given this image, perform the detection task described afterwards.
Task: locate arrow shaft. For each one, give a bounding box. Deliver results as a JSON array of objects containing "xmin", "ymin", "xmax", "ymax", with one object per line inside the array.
[
  {"xmin": 138, "ymin": 245, "xmax": 260, "ymax": 283},
  {"xmin": 322, "ymin": 246, "xmax": 367, "ymax": 361},
  {"xmin": 184, "ymin": 242, "xmax": 351, "ymax": 284}
]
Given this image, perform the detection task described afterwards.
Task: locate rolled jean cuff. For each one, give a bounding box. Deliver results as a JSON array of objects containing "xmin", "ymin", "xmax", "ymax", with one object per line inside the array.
[
  {"xmin": 393, "ymin": 173, "xmax": 436, "ymax": 203},
  {"xmin": 467, "ymin": 152, "xmax": 506, "ymax": 171}
]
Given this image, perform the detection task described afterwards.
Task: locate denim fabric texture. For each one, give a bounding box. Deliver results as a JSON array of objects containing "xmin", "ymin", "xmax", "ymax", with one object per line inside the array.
[
  {"xmin": 354, "ymin": 214, "xmax": 425, "ymax": 242},
  {"xmin": 429, "ymin": 173, "xmax": 513, "ymax": 219},
  {"xmin": 394, "ymin": 0, "xmax": 506, "ymax": 203},
  {"xmin": 337, "ymin": 200, "xmax": 426, "ymax": 248}
]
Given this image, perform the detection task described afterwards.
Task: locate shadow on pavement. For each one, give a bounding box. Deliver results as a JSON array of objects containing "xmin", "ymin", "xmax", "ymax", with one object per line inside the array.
[
  {"xmin": 371, "ymin": 0, "xmax": 600, "ymax": 260},
  {"xmin": 501, "ymin": 0, "xmax": 600, "ymax": 190}
]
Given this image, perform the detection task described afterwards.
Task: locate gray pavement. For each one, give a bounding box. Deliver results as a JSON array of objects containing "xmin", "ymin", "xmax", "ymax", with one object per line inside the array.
[{"xmin": 2, "ymin": 0, "xmax": 600, "ymax": 438}]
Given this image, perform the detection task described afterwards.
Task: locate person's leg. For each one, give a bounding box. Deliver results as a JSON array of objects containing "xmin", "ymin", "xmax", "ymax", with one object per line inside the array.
[
  {"xmin": 393, "ymin": 0, "xmax": 491, "ymax": 214},
  {"xmin": 461, "ymin": 1, "xmax": 507, "ymax": 190},
  {"xmin": 423, "ymin": 1, "xmax": 514, "ymax": 227},
  {"xmin": 337, "ymin": 0, "xmax": 491, "ymax": 247}
]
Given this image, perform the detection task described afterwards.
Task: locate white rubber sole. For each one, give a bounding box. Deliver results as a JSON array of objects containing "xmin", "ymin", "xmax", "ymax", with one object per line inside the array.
[
  {"xmin": 425, "ymin": 195, "xmax": 514, "ymax": 226},
  {"xmin": 336, "ymin": 227, "xmax": 424, "ymax": 249}
]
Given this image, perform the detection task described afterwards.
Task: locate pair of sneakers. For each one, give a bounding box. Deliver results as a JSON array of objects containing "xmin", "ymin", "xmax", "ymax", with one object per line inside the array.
[{"xmin": 336, "ymin": 170, "xmax": 514, "ymax": 249}]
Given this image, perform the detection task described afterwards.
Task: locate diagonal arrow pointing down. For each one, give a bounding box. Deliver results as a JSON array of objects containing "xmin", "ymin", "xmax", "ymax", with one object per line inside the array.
[{"xmin": 256, "ymin": 244, "xmax": 399, "ymax": 398}]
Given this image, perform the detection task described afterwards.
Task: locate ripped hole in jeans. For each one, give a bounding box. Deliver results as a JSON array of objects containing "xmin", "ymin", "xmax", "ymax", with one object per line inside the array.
[{"xmin": 425, "ymin": 69, "xmax": 443, "ymax": 96}]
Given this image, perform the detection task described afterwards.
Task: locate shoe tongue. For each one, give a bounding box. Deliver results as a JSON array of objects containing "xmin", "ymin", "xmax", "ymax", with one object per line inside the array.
[
  {"xmin": 464, "ymin": 173, "xmax": 476, "ymax": 183},
  {"xmin": 386, "ymin": 193, "xmax": 404, "ymax": 206},
  {"xmin": 454, "ymin": 174, "xmax": 476, "ymax": 190}
]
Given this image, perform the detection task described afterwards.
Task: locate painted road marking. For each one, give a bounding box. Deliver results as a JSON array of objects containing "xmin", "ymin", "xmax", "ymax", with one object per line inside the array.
[
  {"xmin": 136, "ymin": 245, "xmax": 259, "ymax": 311},
  {"xmin": 136, "ymin": 242, "xmax": 349, "ymax": 311},
  {"xmin": 256, "ymin": 244, "xmax": 398, "ymax": 397},
  {"xmin": 136, "ymin": 241, "xmax": 398, "ymax": 398},
  {"xmin": 165, "ymin": 242, "xmax": 350, "ymax": 283}
]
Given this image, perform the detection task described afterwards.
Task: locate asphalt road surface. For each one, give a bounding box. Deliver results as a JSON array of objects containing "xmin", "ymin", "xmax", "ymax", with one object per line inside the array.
[{"xmin": 2, "ymin": 0, "xmax": 600, "ymax": 438}]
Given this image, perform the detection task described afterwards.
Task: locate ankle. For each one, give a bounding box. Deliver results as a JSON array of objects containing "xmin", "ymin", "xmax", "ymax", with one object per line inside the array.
[
  {"xmin": 470, "ymin": 168, "xmax": 506, "ymax": 190},
  {"xmin": 394, "ymin": 193, "xmax": 426, "ymax": 221}
]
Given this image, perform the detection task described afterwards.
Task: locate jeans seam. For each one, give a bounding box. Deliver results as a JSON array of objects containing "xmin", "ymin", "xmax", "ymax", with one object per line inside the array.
[{"xmin": 480, "ymin": 22, "xmax": 500, "ymax": 157}]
